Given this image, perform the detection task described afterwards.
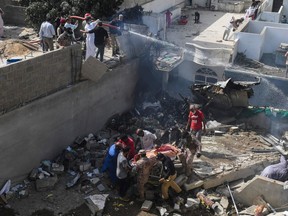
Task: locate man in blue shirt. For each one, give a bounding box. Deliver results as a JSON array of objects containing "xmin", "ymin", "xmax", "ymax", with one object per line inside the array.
[{"xmin": 39, "ymin": 14, "xmax": 56, "ymax": 52}]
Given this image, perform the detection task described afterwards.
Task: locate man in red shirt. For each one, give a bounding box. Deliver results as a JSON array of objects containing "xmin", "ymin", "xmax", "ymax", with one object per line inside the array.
[
  {"xmin": 186, "ymin": 104, "xmax": 205, "ymax": 157},
  {"xmin": 119, "ymin": 134, "xmax": 136, "ymax": 160}
]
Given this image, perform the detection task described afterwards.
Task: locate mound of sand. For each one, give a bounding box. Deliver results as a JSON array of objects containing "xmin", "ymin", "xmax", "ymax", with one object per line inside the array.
[{"xmin": 0, "ymin": 39, "xmax": 34, "ymax": 58}]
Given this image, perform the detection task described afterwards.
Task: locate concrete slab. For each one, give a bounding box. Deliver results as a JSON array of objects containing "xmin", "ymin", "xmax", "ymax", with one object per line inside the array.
[
  {"xmin": 184, "ymin": 180, "xmax": 204, "ymax": 191},
  {"xmin": 234, "ymin": 175, "xmax": 288, "ymax": 208},
  {"xmin": 85, "ymin": 194, "xmax": 109, "ymax": 215},
  {"xmin": 81, "ymin": 56, "xmax": 108, "ymax": 82}
]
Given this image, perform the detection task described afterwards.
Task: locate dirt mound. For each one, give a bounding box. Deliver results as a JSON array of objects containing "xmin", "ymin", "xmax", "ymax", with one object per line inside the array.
[{"xmin": 0, "ymin": 39, "xmax": 35, "ymax": 58}]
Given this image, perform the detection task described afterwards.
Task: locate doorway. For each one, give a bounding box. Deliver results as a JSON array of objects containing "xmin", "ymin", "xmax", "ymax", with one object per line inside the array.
[{"xmin": 272, "ymin": 0, "xmax": 283, "ymax": 12}]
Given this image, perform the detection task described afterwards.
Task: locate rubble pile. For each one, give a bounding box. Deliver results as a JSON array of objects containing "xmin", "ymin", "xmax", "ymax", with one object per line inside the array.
[
  {"xmin": 1, "ymin": 90, "xmax": 288, "ymax": 216},
  {"xmin": 0, "ymin": 39, "xmax": 38, "ymax": 59}
]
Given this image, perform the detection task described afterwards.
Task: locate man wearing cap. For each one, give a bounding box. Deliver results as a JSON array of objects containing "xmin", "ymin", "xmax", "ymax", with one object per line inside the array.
[
  {"xmin": 57, "ymin": 18, "xmax": 66, "ymax": 37},
  {"xmin": 156, "ymin": 153, "xmax": 182, "ymax": 200},
  {"xmin": 186, "ymin": 104, "xmax": 205, "ymax": 156},
  {"xmin": 135, "ymin": 150, "xmax": 156, "ymax": 200},
  {"xmin": 39, "ymin": 14, "xmax": 56, "ymax": 51},
  {"xmin": 136, "ymin": 129, "xmax": 157, "ymax": 151}
]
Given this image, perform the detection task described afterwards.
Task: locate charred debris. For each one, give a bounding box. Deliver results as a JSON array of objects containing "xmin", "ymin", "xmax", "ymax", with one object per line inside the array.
[{"xmin": 2, "ymin": 78, "xmax": 288, "ymax": 216}]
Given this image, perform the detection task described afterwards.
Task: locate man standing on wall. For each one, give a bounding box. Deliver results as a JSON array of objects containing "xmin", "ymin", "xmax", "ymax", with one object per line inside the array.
[
  {"xmin": 39, "ymin": 14, "xmax": 56, "ymax": 52},
  {"xmin": 109, "ymin": 16, "xmax": 121, "ymax": 56},
  {"xmin": 186, "ymin": 104, "xmax": 205, "ymax": 157},
  {"xmin": 85, "ymin": 21, "xmax": 109, "ymax": 62}
]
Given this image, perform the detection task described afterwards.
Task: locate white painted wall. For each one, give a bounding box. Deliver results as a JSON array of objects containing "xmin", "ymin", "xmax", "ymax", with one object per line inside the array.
[
  {"xmin": 246, "ymin": 20, "xmax": 288, "ymax": 33},
  {"xmin": 258, "ymin": 0, "xmax": 273, "ymax": 12},
  {"xmin": 235, "ymin": 32, "xmax": 263, "ymax": 60},
  {"xmin": 120, "ymin": 0, "xmax": 185, "ymax": 12},
  {"xmin": 142, "ymin": 13, "xmax": 166, "ymax": 35},
  {"xmin": 260, "ymin": 11, "xmax": 281, "ymax": 22},
  {"xmin": 193, "ymin": 0, "xmax": 207, "ymax": 7},
  {"xmin": 236, "ymin": 26, "xmax": 288, "ymax": 60},
  {"xmin": 283, "ymin": 0, "xmax": 288, "ymax": 16},
  {"xmin": 142, "ymin": 0, "xmax": 185, "ymax": 13},
  {"xmin": 177, "ymin": 60, "xmax": 225, "ymax": 82},
  {"xmin": 120, "ymin": 0, "xmax": 151, "ymax": 10},
  {"xmin": 262, "ymin": 27, "xmax": 288, "ymax": 53}
]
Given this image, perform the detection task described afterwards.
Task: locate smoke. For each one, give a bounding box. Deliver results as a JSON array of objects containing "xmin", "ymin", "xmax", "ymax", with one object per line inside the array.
[{"xmin": 251, "ymin": 77, "xmax": 288, "ymax": 109}]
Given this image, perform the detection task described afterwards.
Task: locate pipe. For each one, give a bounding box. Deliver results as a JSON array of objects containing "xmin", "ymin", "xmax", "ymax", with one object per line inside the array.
[{"xmin": 226, "ymin": 182, "xmax": 239, "ymax": 215}]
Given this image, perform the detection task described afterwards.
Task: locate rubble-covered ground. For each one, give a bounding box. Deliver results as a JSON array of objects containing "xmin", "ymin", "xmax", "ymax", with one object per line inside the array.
[{"xmin": 0, "ymin": 90, "xmax": 282, "ymax": 216}]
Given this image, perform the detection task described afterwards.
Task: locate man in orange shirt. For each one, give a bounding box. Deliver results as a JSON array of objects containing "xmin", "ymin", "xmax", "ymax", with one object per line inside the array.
[{"xmin": 186, "ymin": 104, "xmax": 205, "ymax": 157}]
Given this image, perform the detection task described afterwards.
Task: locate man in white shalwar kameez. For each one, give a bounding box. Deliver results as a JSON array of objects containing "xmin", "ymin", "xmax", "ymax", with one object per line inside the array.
[{"xmin": 84, "ymin": 16, "xmax": 99, "ymax": 60}]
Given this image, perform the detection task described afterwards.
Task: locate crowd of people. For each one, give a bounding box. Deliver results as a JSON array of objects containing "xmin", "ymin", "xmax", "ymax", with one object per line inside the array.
[
  {"xmin": 99, "ymin": 104, "xmax": 206, "ymax": 203},
  {"xmin": 39, "ymin": 12, "xmax": 124, "ymax": 62}
]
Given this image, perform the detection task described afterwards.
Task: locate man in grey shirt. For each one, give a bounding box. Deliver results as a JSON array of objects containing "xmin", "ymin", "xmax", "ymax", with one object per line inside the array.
[{"xmin": 116, "ymin": 146, "xmax": 130, "ymax": 200}]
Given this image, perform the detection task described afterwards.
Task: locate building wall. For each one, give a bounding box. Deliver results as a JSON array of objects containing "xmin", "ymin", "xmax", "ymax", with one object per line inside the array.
[
  {"xmin": 0, "ymin": 45, "xmax": 82, "ymax": 114},
  {"xmin": 119, "ymin": 0, "xmax": 152, "ymax": 10},
  {"xmin": 246, "ymin": 20, "xmax": 287, "ymax": 33},
  {"xmin": 178, "ymin": 60, "xmax": 225, "ymax": 82},
  {"xmin": 3, "ymin": 5, "xmax": 26, "ymax": 26},
  {"xmin": 236, "ymin": 25, "xmax": 288, "ymax": 60},
  {"xmin": 142, "ymin": 0, "xmax": 185, "ymax": 13},
  {"xmin": 120, "ymin": 0, "xmax": 185, "ymax": 12},
  {"xmin": 0, "ymin": 59, "xmax": 139, "ymax": 184}
]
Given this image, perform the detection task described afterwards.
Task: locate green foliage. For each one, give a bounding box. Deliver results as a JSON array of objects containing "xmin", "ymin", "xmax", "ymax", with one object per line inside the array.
[{"xmin": 20, "ymin": 0, "xmax": 124, "ymax": 30}]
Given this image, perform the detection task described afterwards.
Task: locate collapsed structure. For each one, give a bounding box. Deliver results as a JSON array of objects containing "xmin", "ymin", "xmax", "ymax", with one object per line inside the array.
[{"xmin": 1, "ymin": 0, "xmax": 288, "ymax": 216}]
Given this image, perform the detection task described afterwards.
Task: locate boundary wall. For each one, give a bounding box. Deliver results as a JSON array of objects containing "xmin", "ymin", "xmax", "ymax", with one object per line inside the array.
[
  {"xmin": 0, "ymin": 59, "xmax": 139, "ymax": 185},
  {"xmin": 0, "ymin": 44, "xmax": 82, "ymax": 114}
]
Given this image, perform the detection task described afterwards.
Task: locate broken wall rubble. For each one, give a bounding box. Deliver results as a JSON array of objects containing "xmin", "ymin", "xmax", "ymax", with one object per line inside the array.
[{"xmin": 0, "ymin": 59, "xmax": 139, "ymax": 185}]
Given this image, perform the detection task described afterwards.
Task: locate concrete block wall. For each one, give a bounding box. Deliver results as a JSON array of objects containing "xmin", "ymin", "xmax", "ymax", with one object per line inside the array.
[
  {"xmin": 0, "ymin": 59, "xmax": 139, "ymax": 184},
  {"xmin": 0, "ymin": 44, "xmax": 82, "ymax": 114}
]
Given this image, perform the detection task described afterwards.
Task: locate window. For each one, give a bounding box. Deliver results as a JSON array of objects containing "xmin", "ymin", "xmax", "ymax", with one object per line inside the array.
[{"xmin": 195, "ymin": 68, "xmax": 218, "ymax": 84}]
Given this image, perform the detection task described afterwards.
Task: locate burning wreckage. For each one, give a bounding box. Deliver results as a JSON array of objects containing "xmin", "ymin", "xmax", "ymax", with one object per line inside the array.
[
  {"xmin": 191, "ymin": 78, "xmax": 260, "ymax": 115},
  {"xmin": 2, "ymin": 79, "xmax": 288, "ymax": 216}
]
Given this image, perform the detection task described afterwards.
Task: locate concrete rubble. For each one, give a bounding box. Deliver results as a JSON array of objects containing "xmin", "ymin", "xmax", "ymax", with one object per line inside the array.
[
  {"xmin": 0, "ymin": 89, "xmax": 288, "ymax": 215},
  {"xmin": 85, "ymin": 194, "xmax": 109, "ymax": 216}
]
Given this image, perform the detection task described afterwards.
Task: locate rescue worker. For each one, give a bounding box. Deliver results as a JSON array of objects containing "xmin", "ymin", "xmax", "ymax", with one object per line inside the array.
[
  {"xmin": 57, "ymin": 27, "xmax": 74, "ymax": 47},
  {"xmin": 136, "ymin": 128, "xmax": 157, "ymax": 150},
  {"xmin": 109, "ymin": 16, "xmax": 121, "ymax": 56},
  {"xmin": 116, "ymin": 146, "xmax": 131, "ymax": 200},
  {"xmin": 135, "ymin": 150, "xmax": 156, "ymax": 200},
  {"xmin": 186, "ymin": 104, "xmax": 205, "ymax": 157},
  {"xmin": 156, "ymin": 153, "xmax": 182, "ymax": 200},
  {"xmin": 178, "ymin": 131, "xmax": 201, "ymax": 177},
  {"xmin": 101, "ymin": 141, "xmax": 123, "ymax": 187},
  {"xmin": 119, "ymin": 134, "xmax": 136, "ymax": 160}
]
